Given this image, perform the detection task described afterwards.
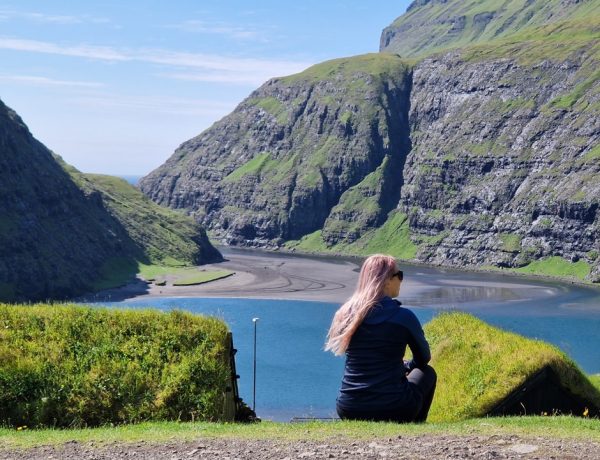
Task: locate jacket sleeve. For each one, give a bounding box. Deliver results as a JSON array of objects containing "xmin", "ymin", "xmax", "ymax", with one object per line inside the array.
[{"xmin": 404, "ymin": 310, "xmax": 431, "ymax": 370}]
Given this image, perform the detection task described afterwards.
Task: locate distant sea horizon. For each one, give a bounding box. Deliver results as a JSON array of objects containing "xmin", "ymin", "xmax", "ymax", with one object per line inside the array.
[{"xmin": 117, "ymin": 175, "xmax": 144, "ymax": 186}]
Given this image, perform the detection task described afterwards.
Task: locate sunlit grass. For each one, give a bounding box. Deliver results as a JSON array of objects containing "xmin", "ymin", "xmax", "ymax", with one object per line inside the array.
[
  {"xmin": 173, "ymin": 270, "xmax": 234, "ymax": 286},
  {"xmin": 425, "ymin": 313, "xmax": 600, "ymax": 422},
  {"xmin": 0, "ymin": 305, "xmax": 230, "ymax": 428},
  {"xmin": 516, "ymin": 256, "xmax": 591, "ymax": 281},
  {"xmin": 137, "ymin": 263, "xmax": 233, "ymax": 286}
]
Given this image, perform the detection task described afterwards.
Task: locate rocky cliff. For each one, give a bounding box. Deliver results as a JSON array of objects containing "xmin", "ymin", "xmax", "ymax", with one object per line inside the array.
[
  {"xmin": 140, "ymin": 0, "xmax": 600, "ymax": 282},
  {"xmin": 140, "ymin": 54, "xmax": 412, "ymax": 246},
  {"xmin": 399, "ymin": 48, "xmax": 600, "ymax": 281},
  {"xmin": 0, "ymin": 100, "xmax": 220, "ymax": 302}
]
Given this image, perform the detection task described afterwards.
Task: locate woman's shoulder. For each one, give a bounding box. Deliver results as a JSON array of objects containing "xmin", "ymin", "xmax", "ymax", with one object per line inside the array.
[{"xmin": 382, "ymin": 298, "xmax": 421, "ymax": 325}]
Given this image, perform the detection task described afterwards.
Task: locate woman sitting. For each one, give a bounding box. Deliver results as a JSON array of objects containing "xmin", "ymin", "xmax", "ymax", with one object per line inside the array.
[{"xmin": 326, "ymin": 254, "xmax": 437, "ymax": 423}]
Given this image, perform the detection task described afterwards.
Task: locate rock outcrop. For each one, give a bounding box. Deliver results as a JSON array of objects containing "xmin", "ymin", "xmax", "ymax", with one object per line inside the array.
[{"xmin": 400, "ymin": 49, "xmax": 600, "ymax": 281}]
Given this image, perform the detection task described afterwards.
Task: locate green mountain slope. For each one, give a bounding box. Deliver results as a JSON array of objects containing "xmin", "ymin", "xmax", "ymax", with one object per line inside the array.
[
  {"xmin": 140, "ymin": 53, "xmax": 413, "ymax": 246},
  {"xmin": 0, "ymin": 100, "xmax": 221, "ymax": 302},
  {"xmin": 380, "ymin": 0, "xmax": 600, "ymax": 58},
  {"xmin": 140, "ymin": 0, "xmax": 600, "ymax": 283}
]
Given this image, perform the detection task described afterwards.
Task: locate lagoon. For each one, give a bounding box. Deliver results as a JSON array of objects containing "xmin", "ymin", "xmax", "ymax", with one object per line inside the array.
[{"xmin": 99, "ymin": 260, "xmax": 600, "ymax": 421}]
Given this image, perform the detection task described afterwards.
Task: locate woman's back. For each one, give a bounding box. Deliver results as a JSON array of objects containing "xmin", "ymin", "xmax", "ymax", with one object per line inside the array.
[
  {"xmin": 338, "ymin": 296, "xmax": 430, "ymax": 412},
  {"xmin": 326, "ymin": 254, "xmax": 436, "ymax": 423}
]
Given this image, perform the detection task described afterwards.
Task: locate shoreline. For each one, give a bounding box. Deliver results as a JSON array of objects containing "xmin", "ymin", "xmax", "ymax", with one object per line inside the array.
[
  {"xmin": 79, "ymin": 248, "xmax": 361, "ymax": 303},
  {"xmin": 78, "ymin": 246, "xmax": 600, "ymax": 306},
  {"xmin": 275, "ymin": 245, "xmax": 599, "ymax": 289}
]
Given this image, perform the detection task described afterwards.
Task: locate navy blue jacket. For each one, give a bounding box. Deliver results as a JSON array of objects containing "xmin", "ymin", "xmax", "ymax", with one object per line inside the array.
[{"xmin": 336, "ymin": 296, "xmax": 431, "ymax": 412}]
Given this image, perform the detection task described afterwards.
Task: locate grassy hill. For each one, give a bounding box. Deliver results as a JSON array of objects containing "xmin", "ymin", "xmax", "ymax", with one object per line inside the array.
[
  {"xmin": 0, "ymin": 304, "xmax": 232, "ymax": 427},
  {"xmin": 380, "ymin": 0, "xmax": 600, "ymax": 59},
  {"xmin": 0, "ymin": 99, "xmax": 221, "ymax": 302}
]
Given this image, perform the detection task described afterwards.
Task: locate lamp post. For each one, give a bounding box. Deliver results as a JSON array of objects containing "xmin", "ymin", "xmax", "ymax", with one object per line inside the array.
[{"xmin": 252, "ymin": 317, "xmax": 259, "ymax": 412}]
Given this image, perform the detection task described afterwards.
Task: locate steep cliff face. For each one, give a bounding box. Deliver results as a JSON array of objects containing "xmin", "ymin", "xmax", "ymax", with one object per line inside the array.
[
  {"xmin": 140, "ymin": 54, "xmax": 412, "ymax": 246},
  {"xmin": 401, "ymin": 49, "xmax": 600, "ymax": 280},
  {"xmin": 140, "ymin": 1, "xmax": 600, "ymax": 282},
  {"xmin": 0, "ymin": 100, "xmax": 220, "ymax": 302}
]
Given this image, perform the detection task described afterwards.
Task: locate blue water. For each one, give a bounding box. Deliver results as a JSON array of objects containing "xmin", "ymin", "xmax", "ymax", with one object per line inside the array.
[
  {"xmin": 118, "ymin": 175, "xmax": 143, "ymax": 185},
  {"xmin": 99, "ymin": 287, "xmax": 600, "ymax": 421}
]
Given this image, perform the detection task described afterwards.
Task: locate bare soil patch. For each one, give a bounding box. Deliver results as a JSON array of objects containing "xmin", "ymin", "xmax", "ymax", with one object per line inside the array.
[{"xmin": 2, "ymin": 434, "xmax": 599, "ymax": 459}]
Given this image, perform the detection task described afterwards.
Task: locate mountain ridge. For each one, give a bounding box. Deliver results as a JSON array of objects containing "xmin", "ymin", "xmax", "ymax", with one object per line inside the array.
[
  {"xmin": 140, "ymin": 0, "xmax": 600, "ymax": 283},
  {"xmin": 380, "ymin": 0, "xmax": 599, "ymax": 58}
]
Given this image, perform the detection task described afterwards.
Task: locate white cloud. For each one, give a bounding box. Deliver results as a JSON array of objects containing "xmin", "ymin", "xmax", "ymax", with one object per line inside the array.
[
  {"xmin": 0, "ymin": 37, "xmax": 313, "ymax": 84},
  {"xmin": 0, "ymin": 74, "xmax": 104, "ymax": 88},
  {"xmin": 160, "ymin": 71, "xmax": 270, "ymax": 86},
  {"xmin": 0, "ymin": 37, "xmax": 128, "ymax": 61},
  {"xmin": 69, "ymin": 94, "xmax": 238, "ymax": 117},
  {"xmin": 169, "ymin": 20, "xmax": 265, "ymax": 41},
  {"xmin": 0, "ymin": 9, "xmax": 112, "ymax": 25},
  {"xmin": 22, "ymin": 12, "xmax": 82, "ymax": 24}
]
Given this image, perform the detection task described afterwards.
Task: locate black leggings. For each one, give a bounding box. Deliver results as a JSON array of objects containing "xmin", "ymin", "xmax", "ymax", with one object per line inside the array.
[
  {"xmin": 406, "ymin": 365, "xmax": 437, "ymax": 422},
  {"xmin": 337, "ymin": 365, "xmax": 437, "ymax": 423}
]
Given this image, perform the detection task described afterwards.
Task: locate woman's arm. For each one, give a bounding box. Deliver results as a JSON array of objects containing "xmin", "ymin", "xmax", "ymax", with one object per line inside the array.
[{"xmin": 404, "ymin": 310, "xmax": 431, "ymax": 370}]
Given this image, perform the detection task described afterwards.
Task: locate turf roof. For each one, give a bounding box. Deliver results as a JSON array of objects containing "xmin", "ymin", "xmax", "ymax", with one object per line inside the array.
[{"xmin": 425, "ymin": 312, "xmax": 600, "ymax": 422}]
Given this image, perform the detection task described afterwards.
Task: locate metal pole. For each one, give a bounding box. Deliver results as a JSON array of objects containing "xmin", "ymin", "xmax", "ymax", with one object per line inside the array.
[{"xmin": 252, "ymin": 317, "xmax": 259, "ymax": 413}]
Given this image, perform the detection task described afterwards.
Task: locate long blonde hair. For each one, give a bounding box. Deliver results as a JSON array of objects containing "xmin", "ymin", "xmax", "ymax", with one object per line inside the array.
[{"xmin": 325, "ymin": 254, "xmax": 397, "ymax": 355}]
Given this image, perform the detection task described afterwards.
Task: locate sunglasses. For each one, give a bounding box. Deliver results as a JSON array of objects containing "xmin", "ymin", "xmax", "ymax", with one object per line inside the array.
[{"xmin": 392, "ymin": 270, "xmax": 404, "ymax": 281}]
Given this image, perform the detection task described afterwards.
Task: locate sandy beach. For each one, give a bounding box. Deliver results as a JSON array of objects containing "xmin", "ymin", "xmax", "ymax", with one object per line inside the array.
[
  {"xmin": 81, "ymin": 247, "xmax": 564, "ymax": 307},
  {"xmin": 82, "ymin": 248, "xmax": 363, "ymax": 303}
]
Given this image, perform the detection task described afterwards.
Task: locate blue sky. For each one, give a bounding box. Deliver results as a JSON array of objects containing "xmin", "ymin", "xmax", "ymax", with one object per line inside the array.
[{"xmin": 0, "ymin": 1, "xmax": 412, "ymax": 175}]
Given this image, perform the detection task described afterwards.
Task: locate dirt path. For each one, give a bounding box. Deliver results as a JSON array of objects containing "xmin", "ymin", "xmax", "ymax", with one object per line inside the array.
[{"xmin": 2, "ymin": 434, "xmax": 599, "ymax": 459}]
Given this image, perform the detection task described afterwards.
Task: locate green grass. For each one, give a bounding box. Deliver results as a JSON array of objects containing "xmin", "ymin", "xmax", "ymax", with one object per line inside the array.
[
  {"xmin": 137, "ymin": 262, "xmax": 193, "ymax": 280},
  {"xmin": 223, "ymin": 153, "xmax": 273, "ymax": 182},
  {"xmin": 280, "ymin": 53, "xmax": 409, "ymax": 85},
  {"xmin": 172, "ymin": 270, "xmax": 233, "ymax": 286},
  {"xmin": 136, "ymin": 264, "xmax": 233, "ymax": 287},
  {"xmin": 339, "ymin": 111, "xmax": 352, "ymax": 125},
  {"xmin": 285, "ymin": 230, "xmax": 329, "ymax": 252},
  {"xmin": 499, "ymin": 233, "xmax": 522, "ymax": 253},
  {"xmin": 75, "ymin": 173, "xmax": 219, "ymax": 268},
  {"xmin": 92, "ymin": 261, "xmax": 233, "ymax": 291},
  {"xmin": 0, "ymin": 305, "xmax": 231, "ymax": 428},
  {"xmin": 246, "ymin": 96, "xmax": 291, "ymax": 124},
  {"xmin": 357, "ymin": 212, "xmax": 418, "ymax": 260},
  {"xmin": 285, "ymin": 212, "xmax": 418, "ymax": 261},
  {"xmin": 550, "ymin": 69, "xmax": 600, "ymax": 109},
  {"xmin": 425, "ymin": 312, "xmax": 600, "ymax": 422},
  {"xmin": 581, "ymin": 144, "xmax": 600, "ymax": 164},
  {"xmin": 1, "ymin": 417, "xmax": 600, "ymax": 448},
  {"xmin": 385, "ymin": 0, "xmax": 600, "ymax": 62},
  {"xmin": 321, "ymin": 157, "xmax": 391, "ymax": 242},
  {"xmin": 516, "ymin": 256, "xmax": 592, "ymax": 281},
  {"xmin": 250, "ymin": 97, "xmax": 283, "ymax": 115}
]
